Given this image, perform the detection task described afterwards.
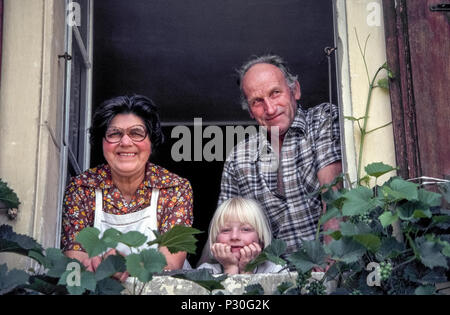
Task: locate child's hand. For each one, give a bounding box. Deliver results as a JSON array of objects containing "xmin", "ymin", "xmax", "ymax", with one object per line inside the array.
[
  {"xmin": 211, "ymin": 243, "xmax": 239, "ymax": 274},
  {"xmin": 238, "ymin": 242, "xmax": 262, "ymax": 273}
]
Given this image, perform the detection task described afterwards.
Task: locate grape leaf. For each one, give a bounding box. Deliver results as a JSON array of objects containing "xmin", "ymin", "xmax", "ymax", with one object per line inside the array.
[
  {"xmin": 126, "ymin": 248, "xmax": 166, "ymax": 283},
  {"xmin": 0, "ymin": 179, "xmax": 20, "ymax": 209},
  {"xmin": 287, "ymin": 240, "xmax": 327, "ymax": 273},
  {"xmin": 147, "ymin": 225, "xmax": 202, "ymax": 254},
  {"xmin": 365, "ymin": 162, "xmax": 396, "ymax": 178},
  {"xmin": 76, "ymin": 227, "xmax": 107, "ymax": 258}
]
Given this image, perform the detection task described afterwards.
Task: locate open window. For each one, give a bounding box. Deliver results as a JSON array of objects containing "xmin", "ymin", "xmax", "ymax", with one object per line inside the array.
[
  {"xmin": 59, "ymin": 0, "xmax": 340, "ymax": 265},
  {"xmin": 57, "ymin": 0, "xmax": 94, "ymax": 244}
]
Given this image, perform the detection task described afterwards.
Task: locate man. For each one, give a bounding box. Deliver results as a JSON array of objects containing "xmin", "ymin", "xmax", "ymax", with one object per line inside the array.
[{"xmin": 218, "ymin": 55, "xmax": 342, "ymax": 257}]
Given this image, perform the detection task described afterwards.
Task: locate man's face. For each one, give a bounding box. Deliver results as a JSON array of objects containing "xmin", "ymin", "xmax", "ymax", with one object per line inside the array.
[{"xmin": 242, "ymin": 63, "xmax": 301, "ymax": 137}]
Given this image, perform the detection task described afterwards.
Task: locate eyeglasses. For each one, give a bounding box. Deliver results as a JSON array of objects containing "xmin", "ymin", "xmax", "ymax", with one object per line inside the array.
[{"xmin": 104, "ymin": 125, "xmax": 148, "ymax": 143}]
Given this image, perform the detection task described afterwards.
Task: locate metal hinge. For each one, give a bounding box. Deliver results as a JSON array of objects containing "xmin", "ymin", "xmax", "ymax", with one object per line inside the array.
[
  {"xmin": 58, "ymin": 52, "xmax": 72, "ymax": 61},
  {"xmin": 430, "ymin": 3, "xmax": 450, "ymax": 11}
]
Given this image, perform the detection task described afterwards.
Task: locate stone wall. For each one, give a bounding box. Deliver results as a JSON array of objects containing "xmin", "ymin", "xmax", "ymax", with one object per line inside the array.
[{"xmin": 122, "ymin": 272, "xmax": 336, "ymax": 295}]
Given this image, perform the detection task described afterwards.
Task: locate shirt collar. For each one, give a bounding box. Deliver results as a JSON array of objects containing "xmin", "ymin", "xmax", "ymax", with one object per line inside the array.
[
  {"xmin": 250, "ymin": 105, "xmax": 305, "ymax": 161},
  {"xmin": 290, "ymin": 105, "xmax": 307, "ymax": 133}
]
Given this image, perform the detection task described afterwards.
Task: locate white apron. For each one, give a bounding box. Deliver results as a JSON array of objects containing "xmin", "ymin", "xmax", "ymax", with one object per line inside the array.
[{"xmin": 94, "ymin": 188, "xmax": 159, "ymax": 255}]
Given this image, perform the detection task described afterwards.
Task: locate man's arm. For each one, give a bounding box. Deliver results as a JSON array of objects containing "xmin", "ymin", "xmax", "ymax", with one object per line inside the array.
[{"xmin": 317, "ymin": 161, "xmax": 342, "ymax": 244}]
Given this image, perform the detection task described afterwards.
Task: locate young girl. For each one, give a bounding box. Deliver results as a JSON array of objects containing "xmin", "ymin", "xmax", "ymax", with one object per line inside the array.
[{"xmin": 197, "ymin": 197, "xmax": 285, "ymax": 274}]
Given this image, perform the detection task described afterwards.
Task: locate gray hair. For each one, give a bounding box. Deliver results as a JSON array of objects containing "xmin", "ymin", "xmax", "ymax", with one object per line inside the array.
[{"xmin": 237, "ymin": 55, "xmax": 299, "ymax": 109}]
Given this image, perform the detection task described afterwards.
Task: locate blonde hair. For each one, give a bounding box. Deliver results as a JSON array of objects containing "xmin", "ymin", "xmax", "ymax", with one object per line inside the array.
[{"xmin": 208, "ymin": 197, "xmax": 272, "ymax": 250}]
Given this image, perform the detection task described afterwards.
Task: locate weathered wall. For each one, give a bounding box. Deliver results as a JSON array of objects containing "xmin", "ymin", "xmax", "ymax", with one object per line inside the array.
[
  {"xmin": 336, "ymin": 0, "xmax": 397, "ymax": 184},
  {"xmin": 0, "ymin": 0, "xmax": 65, "ymax": 269}
]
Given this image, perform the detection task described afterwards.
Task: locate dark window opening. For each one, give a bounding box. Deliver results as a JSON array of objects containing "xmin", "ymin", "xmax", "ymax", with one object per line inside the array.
[{"xmin": 92, "ymin": 0, "xmax": 337, "ymax": 266}]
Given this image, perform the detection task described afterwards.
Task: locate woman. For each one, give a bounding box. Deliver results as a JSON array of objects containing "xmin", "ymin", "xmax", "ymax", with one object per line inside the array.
[{"xmin": 61, "ymin": 95, "xmax": 193, "ymax": 279}]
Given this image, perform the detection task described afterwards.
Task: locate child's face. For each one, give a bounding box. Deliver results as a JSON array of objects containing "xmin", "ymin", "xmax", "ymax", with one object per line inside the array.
[{"xmin": 216, "ymin": 221, "xmax": 260, "ymax": 258}]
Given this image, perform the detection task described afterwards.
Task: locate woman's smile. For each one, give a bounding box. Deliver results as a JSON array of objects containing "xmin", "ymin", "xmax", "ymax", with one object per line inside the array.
[{"xmin": 103, "ymin": 113, "xmax": 151, "ymax": 179}]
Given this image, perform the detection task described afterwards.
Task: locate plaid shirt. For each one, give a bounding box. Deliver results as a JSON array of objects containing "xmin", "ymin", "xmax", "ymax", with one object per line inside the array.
[{"xmin": 218, "ymin": 103, "xmax": 341, "ymax": 256}]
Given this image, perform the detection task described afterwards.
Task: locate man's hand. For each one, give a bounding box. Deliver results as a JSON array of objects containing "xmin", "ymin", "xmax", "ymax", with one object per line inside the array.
[{"xmin": 322, "ymin": 217, "xmax": 340, "ymax": 245}]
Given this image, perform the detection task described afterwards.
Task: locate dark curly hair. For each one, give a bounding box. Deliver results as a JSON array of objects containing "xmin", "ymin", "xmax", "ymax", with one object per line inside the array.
[{"xmin": 90, "ymin": 95, "xmax": 164, "ymax": 153}]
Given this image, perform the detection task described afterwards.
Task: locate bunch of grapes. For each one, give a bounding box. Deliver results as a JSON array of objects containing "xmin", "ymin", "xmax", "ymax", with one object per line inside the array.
[
  {"xmin": 379, "ymin": 261, "xmax": 392, "ymax": 281},
  {"xmin": 358, "ymin": 213, "xmax": 372, "ymax": 224},
  {"xmin": 296, "ymin": 272, "xmax": 309, "ymax": 290},
  {"xmin": 350, "ymin": 212, "xmax": 371, "ymax": 224},
  {"xmin": 306, "ymin": 280, "xmax": 326, "ymax": 295}
]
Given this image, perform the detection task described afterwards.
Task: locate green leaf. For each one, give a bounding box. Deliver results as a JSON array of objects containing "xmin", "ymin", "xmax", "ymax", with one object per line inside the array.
[
  {"xmin": 265, "ymin": 238, "xmax": 287, "ymax": 259},
  {"xmin": 96, "ymin": 277, "xmax": 124, "ymax": 295},
  {"xmin": 388, "ymin": 178, "xmax": 419, "ymax": 201},
  {"xmin": 365, "ymin": 162, "xmax": 396, "ymax": 178},
  {"xmin": 0, "ymin": 179, "xmax": 21, "ymax": 209},
  {"xmin": 377, "ymin": 78, "xmax": 389, "ymax": 90},
  {"xmin": 341, "ymin": 186, "xmax": 376, "ymax": 216},
  {"xmin": 325, "ymin": 230, "xmax": 342, "ymax": 240},
  {"xmin": 100, "ymin": 228, "xmax": 122, "ymax": 249},
  {"xmin": 172, "ymin": 269, "xmax": 226, "ymax": 292},
  {"xmin": 0, "ymin": 224, "xmax": 44, "ymax": 257},
  {"xmin": 412, "ymin": 209, "xmax": 432, "ymax": 219},
  {"xmin": 66, "ymin": 283, "xmax": 85, "ymax": 295},
  {"xmin": 437, "ymin": 182, "xmax": 450, "ymax": 203},
  {"xmin": 274, "ymin": 282, "xmax": 294, "ymax": 295},
  {"xmin": 0, "ymin": 264, "xmax": 29, "ymax": 294},
  {"xmin": 147, "ymin": 225, "xmax": 202, "ymax": 254},
  {"xmin": 244, "ymin": 283, "xmax": 265, "ymax": 295},
  {"xmin": 432, "ymin": 215, "xmax": 450, "ymax": 229},
  {"xmin": 244, "ymin": 239, "xmax": 286, "ymax": 272},
  {"xmin": 26, "ymin": 275, "xmax": 67, "ymax": 295},
  {"xmin": 419, "ymin": 269, "xmax": 448, "ymax": 285},
  {"xmin": 80, "ymin": 271, "xmax": 97, "ymax": 292},
  {"xmin": 353, "ymin": 234, "xmax": 381, "ymax": 253},
  {"xmin": 28, "ymin": 250, "xmax": 51, "ymax": 268},
  {"xmin": 336, "ymin": 222, "xmax": 379, "ymax": 252},
  {"xmin": 126, "ymin": 248, "xmax": 166, "ymax": 283},
  {"xmin": 95, "ymin": 255, "xmax": 126, "ymax": 281},
  {"xmin": 441, "ymin": 241, "xmax": 450, "ymax": 258},
  {"xmin": 425, "ymin": 235, "xmax": 450, "ymax": 258},
  {"xmin": 118, "ymin": 231, "xmax": 148, "ymax": 248},
  {"xmin": 378, "ymin": 211, "xmax": 399, "ymax": 228},
  {"xmin": 377, "ymin": 237, "xmax": 405, "ymax": 260},
  {"xmin": 397, "ymin": 202, "xmax": 424, "ymax": 221},
  {"xmin": 287, "ymin": 240, "xmax": 327, "ymax": 273},
  {"xmin": 381, "ymin": 185, "xmax": 405, "ymax": 202},
  {"xmin": 417, "ymin": 237, "xmax": 448, "ymax": 269},
  {"xmin": 244, "ymin": 252, "xmax": 269, "ymax": 272},
  {"xmin": 76, "ymin": 227, "xmax": 107, "ymax": 258},
  {"xmin": 417, "ymin": 189, "xmax": 442, "ymax": 208},
  {"xmin": 46, "ymin": 248, "xmax": 78, "ymax": 278},
  {"xmin": 326, "ymin": 237, "xmax": 366, "ymax": 263},
  {"xmin": 59, "ymin": 268, "xmax": 95, "ymax": 295},
  {"xmin": 339, "ymin": 222, "xmax": 371, "ymax": 236},
  {"xmin": 414, "ymin": 285, "xmax": 435, "ymax": 295},
  {"xmin": 382, "ymin": 62, "xmax": 395, "ymax": 79}
]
